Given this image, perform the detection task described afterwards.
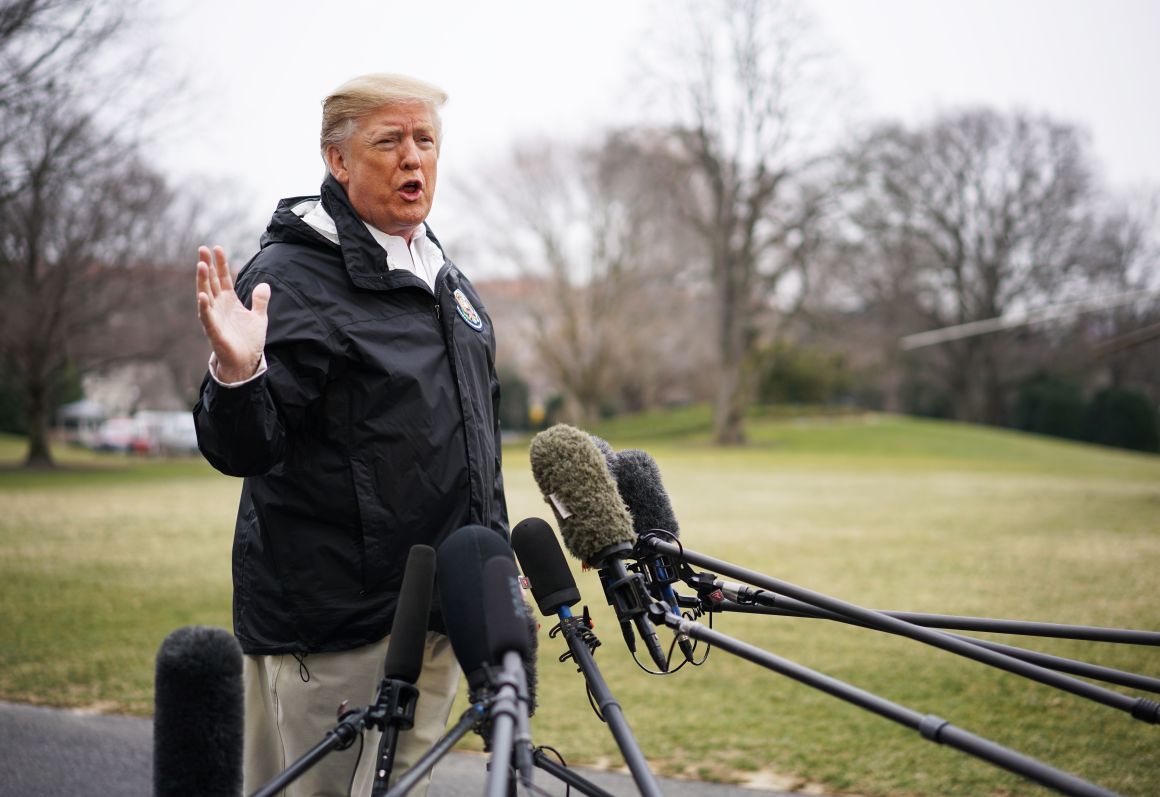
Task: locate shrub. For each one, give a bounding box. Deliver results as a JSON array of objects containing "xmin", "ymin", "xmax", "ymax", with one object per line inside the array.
[
  {"xmin": 1014, "ymin": 375, "xmax": 1087, "ymax": 440},
  {"xmin": 1084, "ymin": 387, "xmax": 1160, "ymax": 453}
]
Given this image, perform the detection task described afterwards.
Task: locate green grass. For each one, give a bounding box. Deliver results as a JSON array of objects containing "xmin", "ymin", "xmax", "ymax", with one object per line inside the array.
[{"xmin": 2, "ymin": 414, "xmax": 1158, "ymax": 796}]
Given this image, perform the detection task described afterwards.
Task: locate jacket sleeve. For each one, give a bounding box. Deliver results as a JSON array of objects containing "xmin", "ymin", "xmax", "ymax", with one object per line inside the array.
[{"xmin": 193, "ymin": 266, "xmax": 332, "ymax": 477}]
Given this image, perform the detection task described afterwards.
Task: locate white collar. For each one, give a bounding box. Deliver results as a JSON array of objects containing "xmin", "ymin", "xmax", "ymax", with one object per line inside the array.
[{"xmin": 294, "ymin": 199, "xmax": 445, "ymax": 290}]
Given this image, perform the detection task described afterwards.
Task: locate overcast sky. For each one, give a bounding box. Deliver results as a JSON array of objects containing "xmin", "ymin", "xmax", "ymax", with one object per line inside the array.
[{"xmin": 150, "ymin": 0, "xmax": 1160, "ymax": 243}]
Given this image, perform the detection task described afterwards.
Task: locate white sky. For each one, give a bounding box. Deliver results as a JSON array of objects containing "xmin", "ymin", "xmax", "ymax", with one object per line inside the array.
[{"xmin": 150, "ymin": 0, "xmax": 1160, "ymax": 248}]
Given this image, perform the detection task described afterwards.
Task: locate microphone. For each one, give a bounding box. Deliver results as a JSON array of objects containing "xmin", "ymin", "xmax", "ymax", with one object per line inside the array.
[
  {"xmin": 482, "ymin": 555, "xmax": 536, "ymax": 788},
  {"xmin": 511, "ymin": 517, "xmax": 580, "ymax": 618},
  {"xmin": 436, "ymin": 524, "xmax": 516, "ymax": 694},
  {"xmin": 529, "ymin": 424, "xmax": 669, "ymax": 671},
  {"xmin": 153, "ymin": 625, "xmax": 243, "ymax": 797},
  {"xmin": 384, "ymin": 545, "xmax": 436, "ymax": 681},
  {"xmin": 371, "ymin": 544, "xmax": 435, "ymax": 797},
  {"xmin": 606, "ymin": 447, "xmax": 696, "ymax": 661},
  {"xmin": 511, "ymin": 516, "xmax": 668, "ymax": 797}
]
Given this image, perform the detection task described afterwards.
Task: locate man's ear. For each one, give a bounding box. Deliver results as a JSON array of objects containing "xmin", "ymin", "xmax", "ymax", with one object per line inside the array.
[{"xmin": 325, "ymin": 145, "xmax": 350, "ymax": 186}]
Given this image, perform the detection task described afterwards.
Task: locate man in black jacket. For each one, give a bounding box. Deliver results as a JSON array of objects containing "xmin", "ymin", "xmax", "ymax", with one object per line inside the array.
[{"xmin": 194, "ymin": 73, "xmax": 508, "ymax": 797}]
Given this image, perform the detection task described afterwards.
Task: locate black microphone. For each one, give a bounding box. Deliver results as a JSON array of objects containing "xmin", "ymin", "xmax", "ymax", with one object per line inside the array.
[
  {"xmin": 153, "ymin": 625, "xmax": 243, "ymax": 797},
  {"xmin": 511, "ymin": 516, "xmax": 668, "ymax": 797},
  {"xmin": 482, "ymin": 555, "xmax": 536, "ymax": 788},
  {"xmin": 607, "ymin": 447, "xmax": 696, "ymax": 662},
  {"xmin": 529, "ymin": 424, "xmax": 669, "ymax": 671},
  {"xmin": 371, "ymin": 544, "xmax": 436, "ymax": 797},
  {"xmin": 436, "ymin": 524, "xmax": 516, "ymax": 695},
  {"xmin": 511, "ymin": 517, "xmax": 580, "ymax": 617}
]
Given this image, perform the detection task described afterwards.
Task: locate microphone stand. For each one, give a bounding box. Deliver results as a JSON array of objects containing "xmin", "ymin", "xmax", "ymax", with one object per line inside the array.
[
  {"xmin": 640, "ymin": 535, "xmax": 1160, "ymax": 726},
  {"xmin": 249, "ymin": 675, "xmax": 418, "ymax": 797},
  {"xmin": 483, "ymin": 652, "xmax": 526, "ymax": 797},
  {"xmin": 383, "ymin": 697, "xmax": 620, "ymax": 797},
  {"xmin": 383, "ymin": 702, "xmax": 486, "ymax": 797},
  {"xmin": 646, "ymin": 604, "xmax": 1120, "ymax": 797},
  {"xmin": 249, "ymin": 707, "xmax": 370, "ymax": 797},
  {"xmin": 687, "ymin": 595, "xmax": 1160, "ymax": 694},
  {"xmin": 687, "ymin": 575, "xmax": 1160, "ymax": 645},
  {"xmin": 551, "ymin": 608, "xmax": 667, "ymax": 797}
]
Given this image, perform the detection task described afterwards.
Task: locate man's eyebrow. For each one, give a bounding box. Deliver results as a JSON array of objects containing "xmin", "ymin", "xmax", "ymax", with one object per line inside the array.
[{"xmin": 364, "ymin": 124, "xmax": 404, "ymax": 138}]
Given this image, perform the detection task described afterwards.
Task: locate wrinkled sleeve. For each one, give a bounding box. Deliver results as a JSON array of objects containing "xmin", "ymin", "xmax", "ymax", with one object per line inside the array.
[{"xmin": 193, "ymin": 266, "xmax": 331, "ymax": 477}]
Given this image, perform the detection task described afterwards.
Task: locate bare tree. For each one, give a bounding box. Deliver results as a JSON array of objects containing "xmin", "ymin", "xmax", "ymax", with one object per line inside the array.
[
  {"xmin": 0, "ymin": 0, "xmax": 199, "ymax": 467},
  {"xmin": 0, "ymin": 95, "xmax": 186, "ymax": 465},
  {"xmin": 457, "ymin": 132, "xmax": 712, "ymax": 425},
  {"xmin": 639, "ymin": 0, "xmax": 845, "ymax": 444},
  {"xmin": 845, "ymin": 108, "xmax": 1097, "ymax": 423},
  {"xmin": 1076, "ymin": 191, "xmax": 1160, "ymax": 397}
]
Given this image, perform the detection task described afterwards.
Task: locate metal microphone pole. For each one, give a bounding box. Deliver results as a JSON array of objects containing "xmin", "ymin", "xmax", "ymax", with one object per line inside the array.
[
  {"xmin": 690, "ymin": 577, "xmax": 1160, "ymax": 645},
  {"xmin": 642, "ymin": 535, "xmax": 1160, "ymax": 725},
  {"xmin": 554, "ymin": 612, "xmax": 666, "ymax": 797},
  {"xmin": 383, "ymin": 703, "xmax": 486, "ymax": 797},
  {"xmin": 695, "ymin": 598, "xmax": 1160, "ymax": 694},
  {"xmin": 484, "ymin": 652, "xmax": 524, "ymax": 797},
  {"xmin": 249, "ymin": 709, "xmax": 369, "ymax": 797},
  {"xmin": 647, "ymin": 605, "xmax": 1120, "ymax": 797}
]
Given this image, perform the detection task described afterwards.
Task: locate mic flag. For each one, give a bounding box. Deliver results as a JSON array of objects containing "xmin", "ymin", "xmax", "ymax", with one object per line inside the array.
[{"xmin": 153, "ymin": 625, "xmax": 243, "ymax": 797}]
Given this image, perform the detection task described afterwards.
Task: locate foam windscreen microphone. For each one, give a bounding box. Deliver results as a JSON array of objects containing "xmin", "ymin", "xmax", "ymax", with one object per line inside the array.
[
  {"xmin": 153, "ymin": 625, "xmax": 243, "ymax": 797},
  {"xmin": 528, "ymin": 424, "xmax": 636, "ymax": 564},
  {"xmin": 511, "ymin": 517, "xmax": 580, "ymax": 616},
  {"xmin": 383, "ymin": 544, "xmax": 436, "ymax": 683},
  {"xmin": 609, "ymin": 449, "xmax": 680, "ymax": 538},
  {"xmin": 607, "ymin": 447, "xmax": 696, "ymax": 661},
  {"xmin": 529, "ymin": 424, "xmax": 669, "ymax": 671}
]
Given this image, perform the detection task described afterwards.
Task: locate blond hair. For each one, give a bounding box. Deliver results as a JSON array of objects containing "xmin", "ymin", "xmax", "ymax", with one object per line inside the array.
[{"xmin": 320, "ymin": 73, "xmax": 448, "ymax": 161}]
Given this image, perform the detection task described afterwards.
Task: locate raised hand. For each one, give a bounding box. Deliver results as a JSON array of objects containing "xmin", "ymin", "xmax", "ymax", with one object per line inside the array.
[{"xmin": 196, "ymin": 245, "xmax": 271, "ymax": 383}]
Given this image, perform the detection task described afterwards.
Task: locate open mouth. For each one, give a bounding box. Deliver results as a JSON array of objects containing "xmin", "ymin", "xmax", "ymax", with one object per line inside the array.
[{"xmin": 399, "ymin": 180, "xmax": 423, "ymax": 200}]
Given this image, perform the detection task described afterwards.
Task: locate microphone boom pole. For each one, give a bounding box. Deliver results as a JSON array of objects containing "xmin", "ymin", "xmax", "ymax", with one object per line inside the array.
[
  {"xmin": 555, "ymin": 612, "xmax": 667, "ymax": 797},
  {"xmin": 645, "ymin": 535, "xmax": 1160, "ymax": 725},
  {"xmin": 649, "ymin": 606, "xmax": 1120, "ymax": 797},
  {"xmin": 701, "ymin": 599, "xmax": 1160, "ymax": 694}
]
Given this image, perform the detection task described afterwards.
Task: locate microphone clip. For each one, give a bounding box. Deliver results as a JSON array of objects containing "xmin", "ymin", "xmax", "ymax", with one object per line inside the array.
[
  {"xmin": 552, "ymin": 609, "xmax": 602, "ymax": 665},
  {"xmin": 365, "ymin": 677, "xmax": 419, "ymax": 733}
]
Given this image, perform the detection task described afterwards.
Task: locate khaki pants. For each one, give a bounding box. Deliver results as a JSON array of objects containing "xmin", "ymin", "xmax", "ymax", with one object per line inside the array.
[{"xmin": 243, "ymin": 631, "xmax": 460, "ymax": 797}]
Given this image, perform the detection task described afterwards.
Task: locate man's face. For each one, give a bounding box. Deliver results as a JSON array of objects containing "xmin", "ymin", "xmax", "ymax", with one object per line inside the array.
[{"xmin": 327, "ymin": 101, "xmax": 439, "ymax": 241}]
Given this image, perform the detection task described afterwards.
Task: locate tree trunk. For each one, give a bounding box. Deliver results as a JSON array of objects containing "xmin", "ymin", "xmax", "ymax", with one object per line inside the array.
[
  {"xmin": 713, "ymin": 356, "xmax": 748, "ymax": 445},
  {"xmin": 23, "ymin": 380, "xmax": 55, "ymax": 469}
]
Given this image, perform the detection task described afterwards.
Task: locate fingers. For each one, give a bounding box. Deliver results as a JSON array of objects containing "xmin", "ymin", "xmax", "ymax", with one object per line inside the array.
[
  {"xmin": 213, "ymin": 246, "xmax": 233, "ymax": 292},
  {"xmin": 196, "ymin": 290, "xmax": 216, "ymax": 337},
  {"xmin": 196, "ymin": 244, "xmax": 232, "ymax": 296},
  {"xmin": 196, "ymin": 246, "xmax": 213, "ymax": 297}
]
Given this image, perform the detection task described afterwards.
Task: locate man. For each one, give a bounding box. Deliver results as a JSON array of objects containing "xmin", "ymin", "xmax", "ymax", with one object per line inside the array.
[{"xmin": 193, "ymin": 73, "xmax": 508, "ymax": 797}]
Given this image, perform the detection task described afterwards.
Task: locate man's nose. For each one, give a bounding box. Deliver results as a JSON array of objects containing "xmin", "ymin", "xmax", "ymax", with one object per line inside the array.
[{"xmin": 399, "ymin": 138, "xmax": 421, "ymax": 170}]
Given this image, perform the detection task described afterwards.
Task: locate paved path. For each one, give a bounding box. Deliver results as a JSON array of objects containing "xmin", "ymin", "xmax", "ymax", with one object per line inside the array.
[{"xmin": 0, "ymin": 701, "xmax": 801, "ymax": 797}]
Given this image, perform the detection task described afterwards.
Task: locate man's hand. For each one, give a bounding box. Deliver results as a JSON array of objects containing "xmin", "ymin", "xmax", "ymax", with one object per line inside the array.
[{"xmin": 196, "ymin": 245, "xmax": 270, "ymax": 383}]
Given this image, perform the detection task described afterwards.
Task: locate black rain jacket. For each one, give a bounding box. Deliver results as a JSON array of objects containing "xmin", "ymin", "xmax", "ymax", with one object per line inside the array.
[{"xmin": 193, "ymin": 175, "xmax": 509, "ymax": 655}]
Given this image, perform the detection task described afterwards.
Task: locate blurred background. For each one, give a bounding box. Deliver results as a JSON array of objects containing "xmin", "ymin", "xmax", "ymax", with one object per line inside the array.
[
  {"xmin": 2, "ymin": 0, "xmax": 1158, "ymax": 466},
  {"xmin": 2, "ymin": 5, "xmax": 1159, "ymax": 795}
]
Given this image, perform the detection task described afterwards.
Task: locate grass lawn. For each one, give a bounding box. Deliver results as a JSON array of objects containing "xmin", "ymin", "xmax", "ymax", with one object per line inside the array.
[{"xmin": 1, "ymin": 412, "xmax": 1158, "ymax": 796}]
